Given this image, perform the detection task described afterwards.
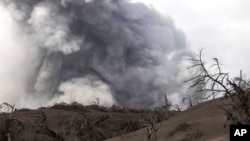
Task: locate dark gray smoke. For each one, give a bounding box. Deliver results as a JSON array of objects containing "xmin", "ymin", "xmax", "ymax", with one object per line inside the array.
[{"xmin": 0, "ymin": 0, "xmax": 194, "ymax": 108}]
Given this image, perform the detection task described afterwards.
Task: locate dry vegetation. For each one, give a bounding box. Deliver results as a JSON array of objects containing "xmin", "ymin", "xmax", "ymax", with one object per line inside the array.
[
  {"xmin": 0, "ymin": 100, "xmax": 177, "ymax": 141},
  {"xmin": 186, "ymin": 49, "xmax": 250, "ymax": 126},
  {"xmin": 167, "ymin": 121, "xmax": 203, "ymax": 141}
]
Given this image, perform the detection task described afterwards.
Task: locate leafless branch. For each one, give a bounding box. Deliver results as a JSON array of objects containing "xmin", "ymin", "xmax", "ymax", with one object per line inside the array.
[{"xmin": 185, "ymin": 49, "xmax": 250, "ymax": 124}]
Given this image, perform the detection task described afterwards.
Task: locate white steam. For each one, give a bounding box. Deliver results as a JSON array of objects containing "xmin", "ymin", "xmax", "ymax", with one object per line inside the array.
[
  {"xmin": 28, "ymin": 2, "xmax": 82, "ymax": 55},
  {"xmin": 0, "ymin": 5, "xmax": 38, "ymax": 107},
  {"xmin": 48, "ymin": 76, "xmax": 115, "ymax": 107}
]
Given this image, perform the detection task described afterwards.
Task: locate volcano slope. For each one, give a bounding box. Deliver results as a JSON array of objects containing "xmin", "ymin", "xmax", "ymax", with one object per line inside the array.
[
  {"xmin": 105, "ymin": 97, "xmax": 230, "ymax": 141},
  {"xmin": 0, "ymin": 102, "xmax": 174, "ymax": 141},
  {"xmin": 0, "ymin": 97, "xmax": 230, "ymax": 141}
]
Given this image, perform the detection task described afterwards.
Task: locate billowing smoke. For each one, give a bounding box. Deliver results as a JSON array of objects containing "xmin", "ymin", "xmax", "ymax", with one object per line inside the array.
[{"xmin": 0, "ymin": 0, "xmax": 194, "ymax": 109}]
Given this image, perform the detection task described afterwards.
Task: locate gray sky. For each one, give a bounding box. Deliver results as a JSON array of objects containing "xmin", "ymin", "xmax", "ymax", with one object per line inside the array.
[{"xmin": 135, "ymin": 0, "xmax": 250, "ymax": 78}]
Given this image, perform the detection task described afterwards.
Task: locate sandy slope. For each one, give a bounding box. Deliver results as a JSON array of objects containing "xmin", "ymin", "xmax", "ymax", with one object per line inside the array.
[
  {"xmin": 105, "ymin": 98, "xmax": 230, "ymax": 141},
  {"xmin": 0, "ymin": 98, "xmax": 231, "ymax": 141}
]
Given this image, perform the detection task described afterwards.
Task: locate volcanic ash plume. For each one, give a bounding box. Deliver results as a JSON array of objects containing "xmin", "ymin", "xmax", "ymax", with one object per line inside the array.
[{"xmin": 0, "ymin": 0, "xmax": 194, "ymax": 109}]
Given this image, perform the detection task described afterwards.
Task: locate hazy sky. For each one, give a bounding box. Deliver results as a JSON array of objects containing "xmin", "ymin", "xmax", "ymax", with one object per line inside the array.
[{"xmin": 135, "ymin": 0, "xmax": 250, "ymax": 78}]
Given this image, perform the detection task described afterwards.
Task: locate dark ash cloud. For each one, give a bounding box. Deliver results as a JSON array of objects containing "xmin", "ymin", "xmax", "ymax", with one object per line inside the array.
[{"xmin": 0, "ymin": 0, "xmax": 194, "ymax": 108}]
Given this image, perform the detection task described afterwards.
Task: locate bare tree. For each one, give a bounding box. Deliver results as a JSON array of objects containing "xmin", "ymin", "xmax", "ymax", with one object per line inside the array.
[
  {"xmin": 0, "ymin": 103, "xmax": 15, "ymax": 114},
  {"xmin": 144, "ymin": 113, "xmax": 163, "ymax": 141},
  {"xmin": 185, "ymin": 49, "xmax": 250, "ymax": 124},
  {"xmin": 185, "ymin": 49, "xmax": 230, "ymax": 100},
  {"xmin": 0, "ymin": 103, "xmax": 15, "ymax": 141}
]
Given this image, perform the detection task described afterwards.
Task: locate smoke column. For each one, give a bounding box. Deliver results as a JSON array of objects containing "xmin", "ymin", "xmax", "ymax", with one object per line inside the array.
[{"xmin": 0, "ymin": 0, "xmax": 194, "ymax": 109}]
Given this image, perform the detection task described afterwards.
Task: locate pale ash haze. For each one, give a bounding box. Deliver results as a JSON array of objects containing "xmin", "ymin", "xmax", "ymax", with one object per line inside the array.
[
  {"xmin": 135, "ymin": 0, "xmax": 250, "ymax": 78},
  {"xmin": 0, "ymin": 0, "xmax": 194, "ymax": 109},
  {"xmin": 0, "ymin": 5, "xmax": 39, "ymax": 107}
]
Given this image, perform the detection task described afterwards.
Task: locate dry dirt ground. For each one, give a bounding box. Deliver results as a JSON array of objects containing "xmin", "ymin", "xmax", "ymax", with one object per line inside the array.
[
  {"xmin": 0, "ymin": 98, "xmax": 230, "ymax": 141},
  {"xmin": 106, "ymin": 98, "xmax": 230, "ymax": 141}
]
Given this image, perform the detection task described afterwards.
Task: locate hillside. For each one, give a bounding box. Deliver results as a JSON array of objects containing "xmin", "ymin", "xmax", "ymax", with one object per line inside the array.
[
  {"xmin": 0, "ymin": 98, "xmax": 230, "ymax": 141},
  {"xmin": 106, "ymin": 97, "xmax": 230, "ymax": 141},
  {"xmin": 0, "ymin": 103, "xmax": 170, "ymax": 141}
]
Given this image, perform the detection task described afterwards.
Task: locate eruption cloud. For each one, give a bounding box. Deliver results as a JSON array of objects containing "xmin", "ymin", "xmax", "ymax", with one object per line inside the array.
[{"xmin": 0, "ymin": 0, "xmax": 194, "ymax": 109}]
